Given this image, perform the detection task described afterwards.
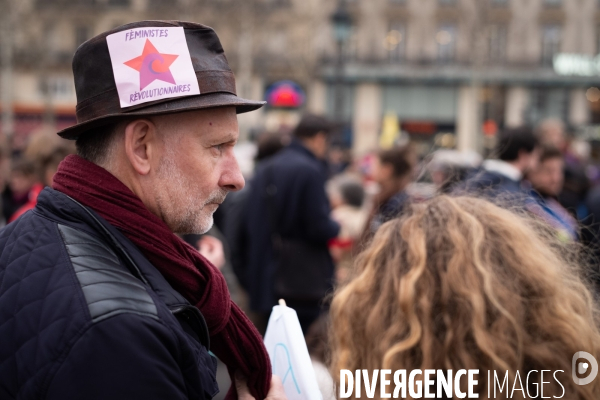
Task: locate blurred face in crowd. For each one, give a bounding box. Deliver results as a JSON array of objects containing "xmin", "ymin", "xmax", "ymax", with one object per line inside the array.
[
  {"xmin": 372, "ymin": 157, "xmax": 393, "ymax": 185},
  {"xmin": 117, "ymin": 107, "xmax": 244, "ymax": 235},
  {"xmin": 517, "ymin": 147, "xmax": 540, "ymax": 175},
  {"xmin": 304, "ymin": 131, "xmax": 328, "ymax": 159},
  {"xmin": 528, "ymin": 156, "xmax": 564, "ymax": 197},
  {"xmin": 10, "ymin": 171, "xmax": 36, "ymax": 197}
]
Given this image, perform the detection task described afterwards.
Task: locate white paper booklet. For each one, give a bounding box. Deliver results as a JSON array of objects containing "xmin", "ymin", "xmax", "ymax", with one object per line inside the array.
[{"xmin": 264, "ymin": 304, "xmax": 324, "ymax": 400}]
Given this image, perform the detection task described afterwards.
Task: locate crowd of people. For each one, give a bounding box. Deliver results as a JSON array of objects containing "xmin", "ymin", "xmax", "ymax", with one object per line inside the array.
[
  {"xmin": 2, "ymin": 110, "xmax": 600, "ymax": 398},
  {"xmin": 1, "ymin": 19, "xmax": 599, "ymax": 400},
  {"xmin": 219, "ymin": 114, "xmax": 600, "ymax": 398}
]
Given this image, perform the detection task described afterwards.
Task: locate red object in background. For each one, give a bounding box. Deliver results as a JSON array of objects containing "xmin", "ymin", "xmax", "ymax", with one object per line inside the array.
[
  {"xmin": 328, "ymin": 237, "xmax": 354, "ymax": 250},
  {"xmin": 401, "ymin": 121, "xmax": 437, "ymax": 135},
  {"xmin": 483, "ymin": 119, "xmax": 498, "ymax": 136},
  {"xmin": 265, "ymin": 80, "xmax": 306, "ymax": 108},
  {"xmin": 269, "ymin": 87, "xmax": 298, "ymax": 107},
  {"xmin": 8, "ymin": 183, "xmax": 44, "ymax": 223}
]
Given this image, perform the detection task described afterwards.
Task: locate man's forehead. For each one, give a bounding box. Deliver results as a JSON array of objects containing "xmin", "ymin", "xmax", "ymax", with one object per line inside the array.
[
  {"xmin": 197, "ymin": 109, "xmax": 239, "ymax": 141},
  {"xmin": 154, "ymin": 107, "xmax": 237, "ymax": 132}
]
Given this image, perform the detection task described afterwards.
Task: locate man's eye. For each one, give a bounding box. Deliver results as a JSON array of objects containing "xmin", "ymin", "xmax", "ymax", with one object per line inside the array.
[{"xmin": 211, "ymin": 144, "xmax": 224, "ymax": 155}]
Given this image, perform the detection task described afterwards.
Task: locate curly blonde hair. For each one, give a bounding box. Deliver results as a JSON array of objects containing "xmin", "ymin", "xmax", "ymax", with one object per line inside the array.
[{"xmin": 330, "ymin": 195, "xmax": 600, "ymax": 399}]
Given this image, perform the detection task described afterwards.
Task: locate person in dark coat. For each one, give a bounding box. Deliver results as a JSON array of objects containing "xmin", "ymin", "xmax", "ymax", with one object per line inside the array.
[
  {"xmin": 239, "ymin": 114, "xmax": 340, "ymax": 333},
  {"xmin": 226, "ymin": 131, "xmax": 287, "ymax": 295},
  {"xmin": 460, "ymin": 127, "xmax": 539, "ymax": 199},
  {"xmin": 0, "ymin": 21, "xmax": 285, "ymax": 400}
]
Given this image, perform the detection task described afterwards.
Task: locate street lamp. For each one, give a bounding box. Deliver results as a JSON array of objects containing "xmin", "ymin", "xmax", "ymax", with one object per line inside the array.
[
  {"xmin": 330, "ymin": 0, "xmax": 352, "ymax": 138},
  {"xmin": 331, "ymin": 2, "xmax": 352, "ymax": 45}
]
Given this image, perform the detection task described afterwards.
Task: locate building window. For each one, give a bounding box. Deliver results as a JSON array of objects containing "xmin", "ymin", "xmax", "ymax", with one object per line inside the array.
[
  {"xmin": 541, "ymin": 24, "xmax": 561, "ymax": 66},
  {"xmin": 386, "ymin": 22, "xmax": 406, "ymax": 62},
  {"xmin": 439, "ymin": 0, "xmax": 456, "ymax": 5},
  {"xmin": 75, "ymin": 26, "xmax": 90, "ymax": 48},
  {"xmin": 40, "ymin": 76, "xmax": 75, "ymax": 101},
  {"xmin": 489, "ymin": 25, "xmax": 507, "ymax": 62},
  {"xmin": 107, "ymin": 0, "xmax": 130, "ymax": 6},
  {"xmin": 436, "ymin": 24, "xmax": 457, "ymax": 62},
  {"xmin": 543, "ymin": 0, "xmax": 561, "ymax": 6},
  {"xmin": 270, "ymin": 0, "xmax": 291, "ymax": 6},
  {"xmin": 148, "ymin": 0, "xmax": 175, "ymax": 6},
  {"xmin": 528, "ymin": 87, "xmax": 569, "ymax": 124}
]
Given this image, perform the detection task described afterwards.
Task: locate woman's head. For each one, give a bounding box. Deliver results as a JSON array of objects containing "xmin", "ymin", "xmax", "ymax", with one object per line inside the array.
[
  {"xmin": 373, "ymin": 146, "xmax": 414, "ymax": 186},
  {"xmin": 10, "ymin": 158, "xmax": 38, "ymax": 196},
  {"xmin": 328, "ymin": 176, "xmax": 366, "ymax": 209},
  {"xmin": 330, "ymin": 195, "xmax": 600, "ymax": 399}
]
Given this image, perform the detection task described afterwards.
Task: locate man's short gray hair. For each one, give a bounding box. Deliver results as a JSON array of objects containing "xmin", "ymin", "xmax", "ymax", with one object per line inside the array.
[
  {"xmin": 75, "ymin": 121, "xmax": 128, "ymax": 166},
  {"xmin": 75, "ymin": 116, "xmax": 181, "ymax": 167}
]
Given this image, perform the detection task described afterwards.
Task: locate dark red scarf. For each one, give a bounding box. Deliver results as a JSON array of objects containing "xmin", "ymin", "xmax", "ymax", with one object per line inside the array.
[{"xmin": 53, "ymin": 155, "xmax": 270, "ymax": 399}]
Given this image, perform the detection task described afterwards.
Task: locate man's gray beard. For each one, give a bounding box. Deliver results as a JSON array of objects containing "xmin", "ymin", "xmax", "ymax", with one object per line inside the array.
[
  {"xmin": 156, "ymin": 154, "xmax": 228, "ymax": 235},
  {"xmin": 177, "ymin": 190, "xmax": 228, "ymax": 235}
]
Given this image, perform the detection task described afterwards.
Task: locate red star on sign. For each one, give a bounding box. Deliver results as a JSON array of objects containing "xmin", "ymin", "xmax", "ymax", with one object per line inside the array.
[{"xmin": 124, "ymin": 39, "xmax": 178, "ymax": 90}]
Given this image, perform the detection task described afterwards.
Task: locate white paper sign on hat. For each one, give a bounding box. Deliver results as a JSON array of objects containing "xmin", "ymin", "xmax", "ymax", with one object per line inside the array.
[
  {"xmin": 264, "ymin": 300, "xmax": 323, "ymax": 400},
  {"xmin": 106, "ymin": 26, "xmax": 200, "ymax": 108}
]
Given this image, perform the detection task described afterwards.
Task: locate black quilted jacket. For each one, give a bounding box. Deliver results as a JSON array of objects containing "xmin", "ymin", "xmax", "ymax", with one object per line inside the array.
[{"xmin": 0, "ymin": 188, "xmax": 219, "ymax": 399}]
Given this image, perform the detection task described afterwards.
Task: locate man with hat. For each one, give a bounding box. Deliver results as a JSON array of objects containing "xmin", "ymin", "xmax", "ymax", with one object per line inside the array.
[{"xmin": 0, "ymin": 21, "xmax": 284, "ymax": 399}]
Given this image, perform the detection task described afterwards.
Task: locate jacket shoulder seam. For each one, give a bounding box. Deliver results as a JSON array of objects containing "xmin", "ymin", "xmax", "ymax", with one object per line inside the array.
[{"xmin": 56, "ymin": 224, "xmax": 158, "ymax": 324}]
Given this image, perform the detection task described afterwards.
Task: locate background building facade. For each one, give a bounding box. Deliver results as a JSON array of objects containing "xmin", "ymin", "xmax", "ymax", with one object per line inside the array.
[{"xmin": 1, "ymin": 0, "xmax": 600, "ymax": 155}]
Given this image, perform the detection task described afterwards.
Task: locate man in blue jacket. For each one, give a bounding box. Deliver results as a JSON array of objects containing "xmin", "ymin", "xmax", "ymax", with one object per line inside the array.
[
  {"xmin": 240, "ymin": 114, "xmax": 340, "ymax": 333},
  {"xmin": 0, "ymin": 21, "xmax": 283, "ymax": 400},
  {"xmin": 461, "ymin": 127, "xmax": 540, "ymax": 198}
]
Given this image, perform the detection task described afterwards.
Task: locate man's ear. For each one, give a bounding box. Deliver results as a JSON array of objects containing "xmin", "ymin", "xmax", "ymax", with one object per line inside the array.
[{"xmin": 123, "ymin": 119, "xmax": 158, "ymax": 175}]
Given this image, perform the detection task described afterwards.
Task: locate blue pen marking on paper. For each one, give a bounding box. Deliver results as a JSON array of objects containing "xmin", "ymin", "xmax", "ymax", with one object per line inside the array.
[{"xmin": 273, "ymin": 343, "xmax": 301, "ymax": 394}]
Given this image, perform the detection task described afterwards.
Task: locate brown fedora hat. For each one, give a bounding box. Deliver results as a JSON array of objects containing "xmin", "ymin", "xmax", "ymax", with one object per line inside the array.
[{"xmin": 58, "ymin": 20, "xmax": 265, "ymax": 140}]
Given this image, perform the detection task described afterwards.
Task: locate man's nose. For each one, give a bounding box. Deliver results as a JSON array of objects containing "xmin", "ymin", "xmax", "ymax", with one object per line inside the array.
[{"xmin": 219, "ymin": 155, "xmax": 245, "ymax": 192}]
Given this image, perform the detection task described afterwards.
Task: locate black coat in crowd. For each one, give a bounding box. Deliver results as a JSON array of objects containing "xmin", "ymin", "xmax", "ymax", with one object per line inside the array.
[{"xmin": 237, "ymin": 139, "xmax": 340, "ymax": 313}]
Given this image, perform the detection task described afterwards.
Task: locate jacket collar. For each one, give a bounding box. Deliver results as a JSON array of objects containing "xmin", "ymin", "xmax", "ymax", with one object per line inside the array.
[
  {"xmin": 288, "ymin": 137, "xmax": 318, "ymax": 160},
  {"xmin": 482, "ymin": 159, "xmax": 522, "ymax": 182}
]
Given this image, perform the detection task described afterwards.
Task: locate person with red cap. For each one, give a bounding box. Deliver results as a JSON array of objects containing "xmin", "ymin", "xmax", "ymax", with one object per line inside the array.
[{"xmin": 0, "ymin": 21, "xmax": 284, "ymax": 400}]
